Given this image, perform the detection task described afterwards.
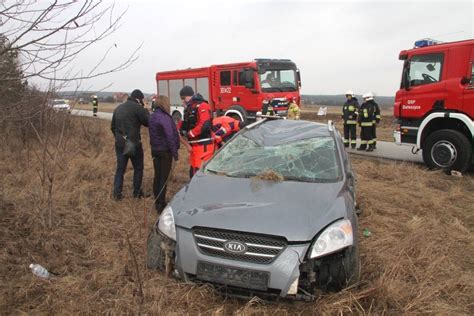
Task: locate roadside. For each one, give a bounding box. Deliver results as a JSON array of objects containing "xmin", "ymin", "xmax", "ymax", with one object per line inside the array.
[{"xmin": 0, "ymin": 116, "xmax": 472, "ymax": 314}]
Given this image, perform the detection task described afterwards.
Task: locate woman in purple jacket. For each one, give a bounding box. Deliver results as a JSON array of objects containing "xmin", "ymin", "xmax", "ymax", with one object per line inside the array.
[{"xmin": 148, "ymin": 96, "xmax": 180, "ymax": 212}]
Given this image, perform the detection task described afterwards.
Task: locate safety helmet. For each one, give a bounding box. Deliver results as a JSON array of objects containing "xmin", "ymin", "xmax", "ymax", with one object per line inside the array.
[
  {"xmin": 345, "ymin": 90, "xmax": 354, "ymax": 97},
  {"xmin": 362, "ymin": 92, "xmax": 374, "ymax": 100}
]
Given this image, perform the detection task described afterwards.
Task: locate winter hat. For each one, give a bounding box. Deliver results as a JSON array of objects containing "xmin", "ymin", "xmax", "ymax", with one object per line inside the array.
[
  {"xmin": 131, "ymin": 89, "xmax": 145, "ymax": 100},
  {"xmin": 179, "ymin": 86, "xmax": 194, "ymax": 97}
]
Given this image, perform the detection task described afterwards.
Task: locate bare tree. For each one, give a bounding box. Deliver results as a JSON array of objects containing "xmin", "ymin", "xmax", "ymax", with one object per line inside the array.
[
  {"xmin": 0, "ymin": 1, "xmax": 140, "ymax": 228},
  {"xmin": 0, "ymin": 0, "xmax": 140, "ymax": 82}
]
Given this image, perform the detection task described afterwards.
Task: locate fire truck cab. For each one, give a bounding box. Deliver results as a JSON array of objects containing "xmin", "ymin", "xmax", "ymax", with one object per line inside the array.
[
  {"xmin": 156, "ymin": 59, "xmax": 301, "ymax": 122},
  {"xmin": 394, "ymin": 39, "xmax": 474, "ymax": 172}
]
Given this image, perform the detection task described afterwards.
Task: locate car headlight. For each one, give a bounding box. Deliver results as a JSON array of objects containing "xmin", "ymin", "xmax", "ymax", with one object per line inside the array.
[
  {"xmin": 157, "ymin": 205, "xmax": 176, "ymax": 240},
  {"xmin": 309, "ymin": 219, "xmax": 353, "ymax": 259}
]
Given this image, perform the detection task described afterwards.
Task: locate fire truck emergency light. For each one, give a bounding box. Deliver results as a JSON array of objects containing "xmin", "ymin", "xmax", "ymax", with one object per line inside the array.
[{"xmin": 414, "ymin": 38, "xmax": 441, "ymax": 48}]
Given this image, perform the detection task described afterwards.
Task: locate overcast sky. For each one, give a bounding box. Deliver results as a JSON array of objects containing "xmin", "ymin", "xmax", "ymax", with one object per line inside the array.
[{"xmin": 35, "ymin": 0, "xmax": 474, "ymax": 96}]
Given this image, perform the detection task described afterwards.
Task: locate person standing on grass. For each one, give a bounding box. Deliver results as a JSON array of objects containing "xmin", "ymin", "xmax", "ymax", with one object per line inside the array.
[
  {"xmin": 111, "ymin": 89, "xmax": 150, "ymax": 200},
  {"xmin": 148, "ymin": 95, "xmax": 180, "ymax": 213}
]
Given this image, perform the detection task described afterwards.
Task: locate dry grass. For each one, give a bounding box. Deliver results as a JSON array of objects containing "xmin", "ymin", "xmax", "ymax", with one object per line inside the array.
[
  {"xmin": 0, "ymin": 117, "xmax": 473, "ymax": 314},
  {"xmin": 72, "ymin": 102, "xmax": 119, "ymax": 113}
]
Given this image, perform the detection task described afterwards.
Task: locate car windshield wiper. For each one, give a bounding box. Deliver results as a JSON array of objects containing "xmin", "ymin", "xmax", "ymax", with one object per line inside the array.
[{"xmin": 226, "ymin": 171, "xmax": 256, "ymax": 178}]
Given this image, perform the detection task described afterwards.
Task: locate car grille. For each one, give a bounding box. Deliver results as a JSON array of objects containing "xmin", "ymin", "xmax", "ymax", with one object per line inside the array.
[{"xmin": 193, "ymin": 227, "xmax": 287, "ymax": 264}]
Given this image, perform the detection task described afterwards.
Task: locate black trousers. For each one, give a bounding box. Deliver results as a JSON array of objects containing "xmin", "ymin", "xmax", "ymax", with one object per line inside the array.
[
  {"xmin": 113, "ymin": 143, "xmax": 144, "ymax": 198},
  {"xmin": 371, "ymin": 124, "xmax": 377, "ymax": 144},
  {"xmin": 152, "ymin": 150, "xmax": 172, "ymax": 211},
  {"xmin": 343, "ymin": 124, "xmax": 357, "ymax": 147},
  {"xmin": 360, "ymin": 126, "xmax": 374, "ymax": 149}
]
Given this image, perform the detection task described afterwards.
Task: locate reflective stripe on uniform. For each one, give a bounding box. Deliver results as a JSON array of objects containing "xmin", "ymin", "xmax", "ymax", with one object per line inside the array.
[
  {"xmin": 350, "ymin": 140, "xmax": 357, "ymax": 144},
  {"xmin": 343, "ymin": 139, "xmax": 349, "ymax": 144},
  {"xmin": 376, "ymin": 115, "xmax": 381, "ymax": 119},
  {"xmin": 348, "ymin": 105, "xmax": 355, "ymax": 111},
  {"xmin": 361, "ymin": 122, "xmax": 373, "ymax": 126},
  {"xmin": 368, "ymin": 140, "xmax": 374, "ymax": 144},
  {"xmin": 360, "ymin": 140, "xmax": 368, "ymax": 144},
  {"xmin": 345, "ymin": 120, "xmax": 357, "ymax": 124},
  {"xmin": 363, "ymin": 109, "xmax": 368, "ymax": 118}
]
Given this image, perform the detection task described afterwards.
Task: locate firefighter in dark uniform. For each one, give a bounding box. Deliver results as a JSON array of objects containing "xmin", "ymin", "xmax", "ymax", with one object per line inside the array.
[
  {"xmin": 341, "ymin": 90, "xmax": 359, "ymax": 149},
  {"xmin": 357, "ymin": 92, "xmax": 376, "ymax": 152},
  {"xmin": 92, "ymin": 95, "xmax": 98, "ymax": 117},
  {"xmin": 261, "ymin": 97, "xmax": 274, "ymax": 116},
  {"xmin": 371, "ymin": 95, "xmax": 381, "ymax": 149},
  {"xmin": 179, "ymin": 86, "xmax": 214, "ymax": 178}
]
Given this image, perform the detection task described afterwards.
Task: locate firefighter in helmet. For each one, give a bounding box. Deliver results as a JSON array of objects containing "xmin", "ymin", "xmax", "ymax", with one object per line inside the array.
[
  {"xmin": 212, "ymin": 115, "xmax": 243, "ymax": 148},
  {"xmin": 286, "ymin": 95, "xmax": 300, "ymax": 120},
  {"xmin": 178, "ymin": 86, "xmax": 214, "ymax": 178},
  {"xmin": 262, "ymin": 96, "xmax": 274, "ymax": 116},
  {"xmin": 371, "ymin": 95, "xmax": 381, "ymax": 149},
  {"xmin": 357, "ymin": 92, "xmax": 376, "ymax": 152},
  {"xmin": 341, "ymin": 90, "xmax": 359, "ymax": 149},
  {"xmin": 92, "ymin": 95, "xmax": 98, "ymax": 117}
]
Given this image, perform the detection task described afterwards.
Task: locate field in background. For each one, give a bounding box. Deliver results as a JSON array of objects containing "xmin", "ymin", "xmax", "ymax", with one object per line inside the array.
[
  {"xmin": 73, "ymin": 102, "xmax": 396, "ymax": 142},
  {"xmin": 1, "ymin": 116, "xmax": 472, "ymax": 314}
]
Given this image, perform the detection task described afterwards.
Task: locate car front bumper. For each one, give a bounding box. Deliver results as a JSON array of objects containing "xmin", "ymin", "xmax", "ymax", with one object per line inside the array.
[{"xmin": 174, "ymin": 227, "xmax": 310, "ymax": 297}]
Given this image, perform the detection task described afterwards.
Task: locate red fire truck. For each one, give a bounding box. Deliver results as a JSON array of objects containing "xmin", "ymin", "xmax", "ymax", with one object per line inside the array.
[
  {"xmin": 155, "ymin": 59, "xmax": 301, "ymax": 122},
  {"xmin": 394, "ymin": 39, "xmax": 474, "ymax": 172}
]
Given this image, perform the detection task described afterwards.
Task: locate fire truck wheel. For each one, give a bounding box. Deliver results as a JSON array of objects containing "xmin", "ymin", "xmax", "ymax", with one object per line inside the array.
[
  {"xmin": 422, "ymin": 129, "xmax": 472, "ymax": 173},
  {"xmin": 225, "ymin": 105, "xmax": 247, "ymax": 122},
  {"xmin": 172, "ymin": 111, "xmax": 182, "ymax": 123}
]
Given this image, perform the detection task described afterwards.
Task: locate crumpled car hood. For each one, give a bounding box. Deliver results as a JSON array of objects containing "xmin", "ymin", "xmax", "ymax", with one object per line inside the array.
[{"xmin": 171, "ymin": 172, "xmax": 350, "ymax": 242}]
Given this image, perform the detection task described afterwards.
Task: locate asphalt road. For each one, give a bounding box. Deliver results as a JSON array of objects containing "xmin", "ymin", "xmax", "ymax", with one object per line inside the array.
[{"xmin": 71, "ymin": 109, "xmax": 424, "ymax": 164}]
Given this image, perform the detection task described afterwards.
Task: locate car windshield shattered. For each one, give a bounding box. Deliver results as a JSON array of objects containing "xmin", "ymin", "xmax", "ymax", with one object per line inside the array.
[{"xmin": 205, "ymin": 135, "xmax": 341, "ymax": 182}]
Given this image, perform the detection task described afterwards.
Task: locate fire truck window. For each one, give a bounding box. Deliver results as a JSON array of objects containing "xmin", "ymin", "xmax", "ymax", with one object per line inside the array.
[
  {"xmin": 471, "ymin": 63, "xmax": 474, "ymax": 84},
  {"xmin": 196, "ymin": 77, "xmax": 210, "ymax": 100},
  {"xmin": 184, "ymin": 78, "xmax": 195, "ymax": 91},
  {"xmin": 158, "ymin": 80, "xmax": 168, "ymax": 97},
  {"xmin": 220, "ymin": 71, "xmax": 231, "ymax": 86},
  {"xmin": 169, "ymin": 79, "xmax": 183, "ymax": 106},
  {"xmin": 233, "ymin": 70, "xmax": 238, "ymax": 86},
  {"xmin": 408, "ymin": 53, "xmax": 443, "ymax": 87},
  {"xmin": 238, "ymin": 69, "xmax": 255, "ymax": 88}
]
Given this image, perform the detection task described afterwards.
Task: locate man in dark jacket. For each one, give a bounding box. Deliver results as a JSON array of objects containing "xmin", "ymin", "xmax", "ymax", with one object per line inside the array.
[
  {"xmin": 148, "ymin": 95, "xmax": 179, "ymax": 212},
  {"xmin": 341, "ymin": 90, "xmax": 359, "ymax": 149},
  {"xmin": 111, "ymin": 89, "xmax": 150, "ymax": 200}
]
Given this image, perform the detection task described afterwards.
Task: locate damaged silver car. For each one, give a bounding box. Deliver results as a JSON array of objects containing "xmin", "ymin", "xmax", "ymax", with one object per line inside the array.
[{"xmin": 147, "ymin": 119, "xmax": 360, "ymax": 300}]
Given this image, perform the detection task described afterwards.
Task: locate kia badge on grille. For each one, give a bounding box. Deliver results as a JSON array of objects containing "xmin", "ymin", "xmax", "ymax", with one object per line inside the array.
[{"xmin": 223, "ymin": 241, "xmax": 247, "ymax": 254}]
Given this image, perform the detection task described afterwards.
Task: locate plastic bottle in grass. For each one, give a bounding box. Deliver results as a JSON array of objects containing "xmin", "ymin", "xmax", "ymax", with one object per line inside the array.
[{"xmin": 29, "ymin": 263, "xmax": 51, "ymax": 278}]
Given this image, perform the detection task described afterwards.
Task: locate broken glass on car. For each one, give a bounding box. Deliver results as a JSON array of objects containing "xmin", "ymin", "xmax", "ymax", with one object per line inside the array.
[{"xmin": 205, "ymin": 136, "xmax": 341, "ymax": 182}]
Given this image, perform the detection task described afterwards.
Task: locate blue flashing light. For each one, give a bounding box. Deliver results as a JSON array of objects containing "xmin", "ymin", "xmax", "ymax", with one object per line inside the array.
[{"xmin": 414, "ymin": 38, "xmax": 440, "ymax": 48}]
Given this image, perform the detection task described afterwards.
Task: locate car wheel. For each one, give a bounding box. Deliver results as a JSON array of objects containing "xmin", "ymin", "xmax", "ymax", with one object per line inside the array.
[
  {"xmin": 316, "ymin": 246, "xmax": 360, "ymax": 291},
  {"xmin": 146, "ymin": 227, "xmax": 166, "ymax": 271},
  {"xmin": 422, "ymin": 129, "xmax": 472, "ymax": 173}
]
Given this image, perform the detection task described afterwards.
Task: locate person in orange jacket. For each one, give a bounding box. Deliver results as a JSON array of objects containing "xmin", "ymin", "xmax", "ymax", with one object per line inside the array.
[
  {"xmin": 178, "ymin": 86, "xmax": 214, "ymax": 178},
  {"xmin": 212, "ymin": 115, "xmax": 243, "ymax": 148}
]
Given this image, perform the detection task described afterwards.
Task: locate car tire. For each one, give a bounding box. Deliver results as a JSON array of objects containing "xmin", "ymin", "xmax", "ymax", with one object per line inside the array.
[
  {"xmin": 422, "ymin": 129, "xmax": 472, "ymax": 173},
  {"xmin": 146, "ymin": 227, "xmax": 166, "ymax": 271},
  {"xmin": 316, "ymin": 246, "xmax": 360, "ymax": 291}
]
